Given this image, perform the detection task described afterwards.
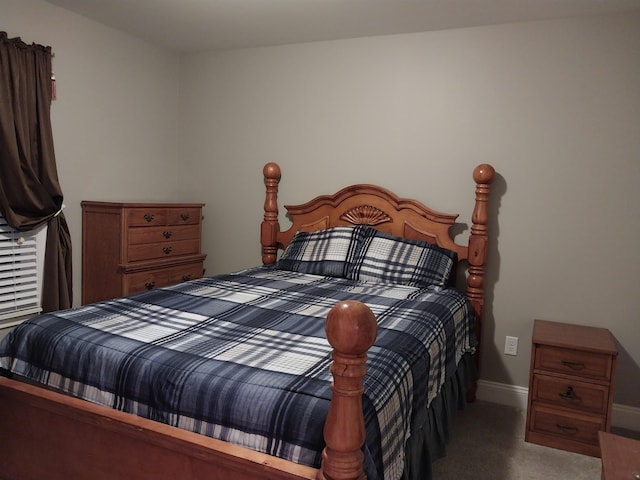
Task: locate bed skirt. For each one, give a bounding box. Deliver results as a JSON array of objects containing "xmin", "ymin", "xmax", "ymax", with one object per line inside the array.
[{"xmin": 402, "ymin": 353, "xmax": 477, "ymax": 480}]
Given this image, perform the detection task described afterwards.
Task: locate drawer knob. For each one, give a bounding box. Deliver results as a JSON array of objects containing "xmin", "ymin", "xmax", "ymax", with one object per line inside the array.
[
  {"xmin": 182, "ymin": 275, "xmax": 192, "ymax": 282},
  {"xmin": 145, "ymin": 281, "xmax": 155, "ymax": 290},
  {"xmin": 163, "ymin": 246, "xmax": 173, "ymax": 255},
  {"xmin": 163, "ymin": 231, "xmax": 173, "ymax": 239},
  {"xmin": 180, "ymin": 213, "xmax": 190, "ymax": 221},
  {"xmin": 561, "ymin": 360, "xmax": 585, "ymax": 371},
  {"xmin": 559, "ymin": 386, "xmax": 580, "ymax": 401},
  {"xmin": 144, "ymin": 214, "xmax": 155, "ymax": 223}
]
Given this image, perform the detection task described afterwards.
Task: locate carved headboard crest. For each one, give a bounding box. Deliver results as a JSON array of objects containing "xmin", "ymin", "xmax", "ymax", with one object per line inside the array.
[{"xmin": 340, "ymin": 205, "xmax": 392, "ymax": 226}]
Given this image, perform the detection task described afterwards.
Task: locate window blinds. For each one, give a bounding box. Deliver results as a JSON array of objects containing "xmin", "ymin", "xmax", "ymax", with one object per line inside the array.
[{"xmin": 0, "ymin": 215, "xmax": 44, "ymax": 322}]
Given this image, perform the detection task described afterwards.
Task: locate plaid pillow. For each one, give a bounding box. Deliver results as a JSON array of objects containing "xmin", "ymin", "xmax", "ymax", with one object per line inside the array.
[
  {"xmin": 276, "ymin": 226, "xmax": 368, "ymax": 278},
  {"xmin": 349, "ymin": 229, "xmax": 456, "ymax": 288}
]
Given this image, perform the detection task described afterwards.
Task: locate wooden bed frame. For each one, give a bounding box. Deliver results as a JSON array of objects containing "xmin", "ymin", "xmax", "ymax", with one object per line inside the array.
[{"xmin": 0, "ymin": 162, "xmax": 495, "ymax": 480}]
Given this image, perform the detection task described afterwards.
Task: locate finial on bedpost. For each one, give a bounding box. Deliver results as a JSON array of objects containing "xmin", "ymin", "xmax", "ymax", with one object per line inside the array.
[
  {"xmin": 467, "ymin": 164, "xmax": 495, "ymax": 397},
  {"xmin": 318, "ymin": 301, "xmax": 378, "ymax": 480},
  {"xmin": 261, "ymin": 163, "xmax": 282, "ymax": 265}
]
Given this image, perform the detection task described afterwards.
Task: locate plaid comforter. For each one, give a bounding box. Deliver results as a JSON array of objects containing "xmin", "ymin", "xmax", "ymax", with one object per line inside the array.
[{"xmin": 0, "ymin": 266, "xmax": 476, "ymax": 480}]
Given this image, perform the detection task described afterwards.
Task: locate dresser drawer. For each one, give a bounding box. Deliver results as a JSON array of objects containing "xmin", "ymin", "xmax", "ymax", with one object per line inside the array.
[
  {"xmin": 128, "ymin": 225, "xmax": 200, "ymax": 245},
  {"xmin": 127, "ymin": 239, "xmax": 201, "ymax": 262},
  {"xmin": 125, "ymin": 262, "xmax": 204, "ymax": 295},
  {"xmin": 534, "ymin": 345, "xmax": 612, "ymax": 381},
  {"xmin": 530, "ymin": 404, "xmax": 604, "ymax": 446},
  {"xmin": 166, "ymin": 208, "xmax": 201, "ymax": 225},
  {"xmin": 127, "ymin": 208, "xmax": 168, "ymax": 227},
  {"xmin": 532, "ymin": 374, "xmax": 609, "ymax": 415}
]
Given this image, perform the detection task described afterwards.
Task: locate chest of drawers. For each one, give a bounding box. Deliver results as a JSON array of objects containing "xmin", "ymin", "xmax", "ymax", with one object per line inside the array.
[
  {"xmin": 525, "ymin": 319, "xmax": 617, "ymax": 457},
  {"xmin": 82, "ymin": 201, "xmax": 206, "ymax": 304}
]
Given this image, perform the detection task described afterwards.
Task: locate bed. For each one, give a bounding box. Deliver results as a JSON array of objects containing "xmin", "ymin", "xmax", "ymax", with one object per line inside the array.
[{"xmin": 0, "ymin": 161, "xmax": 495, "ymax": 480}]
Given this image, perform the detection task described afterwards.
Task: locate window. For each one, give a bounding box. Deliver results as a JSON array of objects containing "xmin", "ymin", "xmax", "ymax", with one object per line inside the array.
[{"xmin": 0, "ymin": 214, "xmax": 47, "ymax": 326}]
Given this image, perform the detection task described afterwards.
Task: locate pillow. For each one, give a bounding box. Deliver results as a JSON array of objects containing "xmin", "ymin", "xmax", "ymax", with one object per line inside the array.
[
  {"xmin": 348, "ymin": 229, "xmax": 457, "ymax": 288},
  {"xmin": 276, "ymin": 226, "xmax": 368, "ymax": 278}
]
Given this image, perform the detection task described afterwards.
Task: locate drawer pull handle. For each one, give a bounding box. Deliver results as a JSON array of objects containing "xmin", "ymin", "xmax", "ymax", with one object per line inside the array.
[
  {"xmin": 145, "ymin": 281, "xmax": 155, "ymax": 290},
  {"xmin": 163, "ymin": 231, "xmax": 172, "ymax": 239},
  {"xmin": 163, "ymin": 246, "xmax": 173, "ymax": 254},
  {"xmin": 144, "ymin": 214, "xmax": 155, "ymax": 223},
  {"xmin": 182, "ymin": 275, "xmax": 192, "ymax": 282},
  {"xmin": 561, "ymin": 360, "xmax": 585, "ymax": 370},
  {"xmin": 559, "ymin": 386, "xmax": 580, "ymax": 401},
  {"xmin": 556, "ymin": 423, "xmax": 579, "ymax": 433},
  {"xmin": 180, "ymin": 213, "xmax": 190, "ymax": 221}
]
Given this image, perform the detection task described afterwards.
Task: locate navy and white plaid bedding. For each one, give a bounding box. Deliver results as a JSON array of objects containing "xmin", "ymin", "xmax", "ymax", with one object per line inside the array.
[
  {"xmin": 276, "ymin": 226, "xmax": 368, "ymax": 278},
  {"xmin": 350, "ymin": 229, "xmax": 457, "ymax": 288},
  {"xmin": 0, "ymin": 266, "xmax": 476, "ymax": 480}
]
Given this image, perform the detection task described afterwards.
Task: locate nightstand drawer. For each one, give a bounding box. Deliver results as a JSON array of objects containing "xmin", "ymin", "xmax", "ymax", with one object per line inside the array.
[
  {"xmin": 530, "ymin": 404, "xmax": 604, "ymax": 446},
  {"xmin": 535, "ymin": 345, "xmax": 612, "ymax": 381},
  {"xmin": 532, "ymin": 374, "xmax": 609, "ymax": 415}
]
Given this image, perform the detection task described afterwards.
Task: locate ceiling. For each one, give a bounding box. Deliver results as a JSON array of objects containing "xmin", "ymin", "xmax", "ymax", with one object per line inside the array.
[{"xmin": 43, "ymin": 0, "xmax": 640, "ymax": 53}]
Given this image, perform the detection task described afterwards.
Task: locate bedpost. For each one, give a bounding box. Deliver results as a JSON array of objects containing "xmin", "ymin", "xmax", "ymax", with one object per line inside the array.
[
  {"xmin": 318, "ymin": 301, "xmax": 378, "ymax": 480},
  {"xmin": 466, "ymin": 163, "xmax": 495, "ymax": 399},
  {"xmin": 261, "ymin": 162, "xmax": 282, "ymax": 265}
]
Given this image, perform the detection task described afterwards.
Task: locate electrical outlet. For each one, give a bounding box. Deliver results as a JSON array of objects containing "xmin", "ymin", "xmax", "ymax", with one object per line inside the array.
[{"xmin": 504, "ymin": 336, "xmax": 518, "ymax": 356}]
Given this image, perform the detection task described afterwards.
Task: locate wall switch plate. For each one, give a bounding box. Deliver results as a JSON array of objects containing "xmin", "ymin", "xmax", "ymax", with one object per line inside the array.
[{"xmin": 505, "ymin": 336, "xmax": 518, "ymax": 356}]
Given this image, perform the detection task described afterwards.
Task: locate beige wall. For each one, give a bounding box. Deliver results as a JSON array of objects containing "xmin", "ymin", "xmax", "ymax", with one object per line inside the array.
[
  {"xmin": 180, "ymin": 13, "xmax": 640, "ymax": 407},
  {"xmin": 2, "ymin": 0, "xmax": 188, "ymax": 307},
  {"xmin": 3, "ymin": 0, "xmax": 639, "ymax": 409}
]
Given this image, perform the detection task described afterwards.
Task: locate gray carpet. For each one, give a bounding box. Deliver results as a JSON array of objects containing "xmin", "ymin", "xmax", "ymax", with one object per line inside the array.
[{"xmin": 431, "ymin": 401, "xmax": 605, "ymax": 480}]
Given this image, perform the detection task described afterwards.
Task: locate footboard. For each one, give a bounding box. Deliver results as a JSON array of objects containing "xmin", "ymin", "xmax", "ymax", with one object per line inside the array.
[
  {"xmin": 0, "ymin": 301, "xmax": 376, "ymax": 480},
  {"xmin": 0, "ymin": 376, "xmax": 317, "ymax": 480}
]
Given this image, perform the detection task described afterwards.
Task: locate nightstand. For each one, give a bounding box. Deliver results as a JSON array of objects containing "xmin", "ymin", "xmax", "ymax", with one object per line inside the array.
[{"xmin": 525, "ymin": 319, "xmax": 617, "ymax": 457}]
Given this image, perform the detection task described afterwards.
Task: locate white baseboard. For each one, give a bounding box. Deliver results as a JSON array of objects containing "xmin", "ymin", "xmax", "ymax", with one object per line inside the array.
[
  {"xmin": 476, "ymin": 379, "xmax": 640, "ymax": 432},
  {"xmin": 476, "ymin": 379, "xmax": 529, "ymax": 410},
  {"xmin": 612, "ymin": 403, "xmax": 640, "ymax": 432}
]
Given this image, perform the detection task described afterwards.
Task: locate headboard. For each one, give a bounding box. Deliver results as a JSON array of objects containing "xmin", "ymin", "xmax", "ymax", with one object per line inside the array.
[{"xmin": 260, "ymin": 162, "xmax": 495, "ymax": 350}]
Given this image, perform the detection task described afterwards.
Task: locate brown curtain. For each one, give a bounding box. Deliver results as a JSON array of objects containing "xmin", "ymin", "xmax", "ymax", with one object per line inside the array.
[{"xmin": 0, "ymin": 32, "xmax": 72, "ymax": 311}]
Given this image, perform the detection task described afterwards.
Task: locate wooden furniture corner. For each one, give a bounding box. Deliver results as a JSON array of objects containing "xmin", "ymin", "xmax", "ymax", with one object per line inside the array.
[{"xmin": 598, "ymin": 431, "xmax": 640, "ymax": 480}]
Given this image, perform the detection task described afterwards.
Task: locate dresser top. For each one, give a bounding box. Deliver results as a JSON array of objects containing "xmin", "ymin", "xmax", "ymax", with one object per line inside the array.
[
  {"xmin": 81, "ymin": 201, "xmax": 205, "ymax": 208},
  {"xmin": 533, "ymin": 319, "xmax": 617, "ymax": 355}
]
